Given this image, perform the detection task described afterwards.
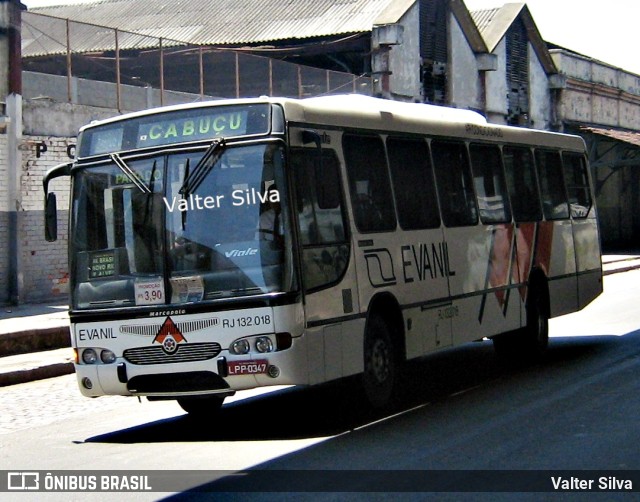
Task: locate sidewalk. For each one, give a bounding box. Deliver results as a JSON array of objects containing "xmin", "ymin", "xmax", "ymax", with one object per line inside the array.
[
  {"xmin": 0, "ymin": 303, "xmax": 72, "ymax": 386},
  {"xmin": 1, "ymin": 254, "xmax": 639, "ymax": 387}
]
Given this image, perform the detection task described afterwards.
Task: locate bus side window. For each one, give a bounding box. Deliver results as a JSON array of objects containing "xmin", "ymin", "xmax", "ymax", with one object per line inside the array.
[
  {"xmin": 469, "ymin": 143, "xmax": 512, "ymax": 224},
  {"xmin": 431, "ymin": 140, "xmax": 478, "ymax": 227},
  {"xmin": 535, "ymin": 149, "xmax": 569, "ymax": 220},
  {"xmin": 562, "ymin": 152, "xmax": 592, "ymax": 218},
  {"xmin": 387, "ymin": 137, "xmax": 440, "ymax": 230},
  {"xmin": 503, "ymin": 146, "xmax": 542, "ymax": 222},
  {"xmin": 343, "ymin": 134, "xmax": 397, "ymax": 233},
  {"xmin": 291, "ymin": 148, "xmax": 349, "ymax": 291}
]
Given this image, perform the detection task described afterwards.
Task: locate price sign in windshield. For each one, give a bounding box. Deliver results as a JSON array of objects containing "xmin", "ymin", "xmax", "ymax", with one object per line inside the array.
[{"xmin": 135, "ymin": 278, "xmax": 165, "ymax": 305}]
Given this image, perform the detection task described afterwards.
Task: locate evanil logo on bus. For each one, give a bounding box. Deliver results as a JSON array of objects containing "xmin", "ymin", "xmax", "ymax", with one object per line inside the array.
[{"xmin": 152, "ymin": 317, "xmax": 187, "ymax": 354}]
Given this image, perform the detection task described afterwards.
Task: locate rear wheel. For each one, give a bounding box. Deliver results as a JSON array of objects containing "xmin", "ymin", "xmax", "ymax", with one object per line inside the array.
[
  {"xmin": 362, "ymin": 315, "xmax": 397, "ymax": 408},
  {"xmin": 177, "ymin": 395, "xmax": 225, "ymax": 416},
  {"xmin": 522, "ymin": 290, "xmax": 549, "ymax": 356},
  {"xmin": 492, "ymin": 288, "xmax": 548, "ymax": 360}
]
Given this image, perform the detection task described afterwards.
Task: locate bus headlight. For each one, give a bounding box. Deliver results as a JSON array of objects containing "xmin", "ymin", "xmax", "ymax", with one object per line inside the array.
[
  {"xmin": 230, "ymin": 339, "xmax": 251, "ymax": 355},
  {"xmin": 81, "ymin": 348, "xmax": 98, "ymax": 364},
  {"xmin": 100, "ymin": 349, "xmax": 117, "ymax": 364},
  {"xmin": 79, "ymin": 347, "xmax": 117, "ymax": 364},
  {"xmin": 255, "ymin": 336, "xmax": 274, "ymax": 353}
]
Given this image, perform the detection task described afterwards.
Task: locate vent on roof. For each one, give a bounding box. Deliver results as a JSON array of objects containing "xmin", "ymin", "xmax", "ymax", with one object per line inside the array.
[
  {"xmin": 420, "ymin": 0, "xmax": 448, "ymax": 105},
  {"xmin": 506, "ymin": 17, "xmax": 529, "ymax": 126}
]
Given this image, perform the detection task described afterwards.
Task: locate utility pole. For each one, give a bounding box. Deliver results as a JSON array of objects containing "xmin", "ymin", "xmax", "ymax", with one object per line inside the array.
[{"xmin": 1, "ymin": 0, "xmax": 25, "ymax": 303}]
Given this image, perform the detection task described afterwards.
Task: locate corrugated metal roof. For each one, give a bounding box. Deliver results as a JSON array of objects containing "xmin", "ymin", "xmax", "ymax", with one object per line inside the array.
[
  {"xmin": 470, "ymin": 6, "xmax": 522, "ymax": 52},
  {"xmin": 28, "ymin": 0, "xmax": 402, "ymax": 48},
  {"xmin": 583, "ymin": 127, "xmax": 640, "ymax": 148},
  {"xmin": 22, "ymin": 12, "xmax": 181, "ymax": 57},
  {"xmin": 470, "ymin": 8, "xmax": 500, "ymax": 37},
  {"xmin": 470, "ymin": 4, "xmax": 555, "ymax": 74}
]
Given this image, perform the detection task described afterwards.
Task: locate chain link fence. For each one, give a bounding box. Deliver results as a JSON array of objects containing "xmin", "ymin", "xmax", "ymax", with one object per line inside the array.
[{"xmin": 22, "ymin": 12, "xmax": 372, "ymax": 110}]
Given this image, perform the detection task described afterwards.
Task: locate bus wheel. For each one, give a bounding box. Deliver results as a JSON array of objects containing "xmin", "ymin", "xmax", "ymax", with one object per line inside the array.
[
  {"xmin": 523, "ymin": 290, "xmax": 549, "ymax": 357},
  {"xmin": 177, "ymin": 395, "xmax": 224, "ymax": 416},
  {"xmin": 492, "ymin": 290, "xmax": 548, "ymax": 360},
  {"xmin": 363, "ymin": 315, "xmax": 397, "ymax": 408}
]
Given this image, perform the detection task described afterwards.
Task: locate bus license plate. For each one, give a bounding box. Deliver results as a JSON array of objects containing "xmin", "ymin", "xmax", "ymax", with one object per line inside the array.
[{"xmin": 227, "ymin": 360, "xmax": 268, "ymax": 376}]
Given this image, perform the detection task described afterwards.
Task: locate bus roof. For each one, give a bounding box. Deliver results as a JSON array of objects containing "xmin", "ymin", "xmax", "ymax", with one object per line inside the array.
[
  {"xmin": 281, "ymin": 94, "xmax": 585, "ymax": 151},
  {"xmin": 80, "ymin": 94, "xmax": 585, "ymax": 151}
]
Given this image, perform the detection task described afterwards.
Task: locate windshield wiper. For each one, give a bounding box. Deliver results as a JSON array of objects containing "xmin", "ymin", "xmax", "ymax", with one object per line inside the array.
[
  {"xmin": 180, "ymin": 138, "xmax": 226, "ymax": 197},
  {"xmin": 110, "ymin": 153, "xmax": 151, "ymax": 194}
]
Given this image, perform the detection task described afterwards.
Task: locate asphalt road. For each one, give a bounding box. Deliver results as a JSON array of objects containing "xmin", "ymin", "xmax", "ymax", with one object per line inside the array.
[{"xmin": 2, "ymin": 269, "xmax": 640, "ymax": 501}]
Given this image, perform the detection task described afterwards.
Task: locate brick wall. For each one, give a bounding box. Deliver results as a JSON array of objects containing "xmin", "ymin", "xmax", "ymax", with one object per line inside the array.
[
  {"xmin": 20, "ymin": 136, "xmax": 74, "ymax": 302},
  {"xmin": 0, "ymin": 135, "xmax": 74, "ymax": 304}
]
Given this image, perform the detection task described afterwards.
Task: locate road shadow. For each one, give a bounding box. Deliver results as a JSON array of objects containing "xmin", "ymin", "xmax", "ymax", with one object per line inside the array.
[
  {"xmin": 82, "ymin": 331, "xmax": 638, "ymax": 445},
  {"xmin": 158, "ymin": 330, "xmax": 640, "ymax": 499}
]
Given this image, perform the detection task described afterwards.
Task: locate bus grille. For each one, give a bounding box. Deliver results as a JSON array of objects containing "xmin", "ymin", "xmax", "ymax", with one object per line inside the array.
[{"xmin": 123, "ymin": 343, "xmax": 222, "ymax": 365}]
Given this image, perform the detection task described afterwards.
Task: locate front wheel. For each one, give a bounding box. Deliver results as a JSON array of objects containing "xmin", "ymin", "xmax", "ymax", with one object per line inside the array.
[
  {"xmin": 362, "ymin": 315, "xmax": 397, "ymax": 408},
  {"xmin": 177, "ymin": 395, "xmax": 225, "ymax": 417}
]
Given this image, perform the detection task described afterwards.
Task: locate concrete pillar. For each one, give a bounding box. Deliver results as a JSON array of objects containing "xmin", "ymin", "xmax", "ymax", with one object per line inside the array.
[
  {"xmin": 1, "ymin": 0, "xmax": 25, "ymax": 303},
  {"xmin": 6, "ymin": 93, "xmax": 22, "ymax": 303},
  {"xmin": 0, "ymin": 0, "xmax": 24, "ymax": 97}
]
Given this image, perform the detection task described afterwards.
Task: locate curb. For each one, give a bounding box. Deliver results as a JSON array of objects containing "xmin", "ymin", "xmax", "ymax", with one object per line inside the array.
[
  {"xmin": 0, "ymin": 361, "xmax": 74, "ymax": 387},
  {"xmin": 604, "ymin": 265, "xmax": 640, "ymax": 276},
  {"xmin": 0, "ymin": 326, "xmax": 70, "ymax": 357}
]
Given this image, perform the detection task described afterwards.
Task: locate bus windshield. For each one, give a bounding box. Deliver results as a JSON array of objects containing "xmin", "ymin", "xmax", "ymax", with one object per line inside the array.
[{"xmin": 70, "ymin": 142, "xmax": 293, "ymax": 309}]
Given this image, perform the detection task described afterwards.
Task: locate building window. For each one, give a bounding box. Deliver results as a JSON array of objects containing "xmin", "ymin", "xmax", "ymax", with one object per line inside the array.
[
  {"xmin": 506, "ymin": 17, "xmax": 529, "ymax": 126},
  {"xmin": 420, "ymin": 0, "xmax": 448, "ymax": 105}
]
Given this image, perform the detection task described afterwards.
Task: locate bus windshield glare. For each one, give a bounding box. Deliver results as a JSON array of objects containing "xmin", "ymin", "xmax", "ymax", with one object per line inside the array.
[{"xmin": 70, "ymin": 143, "xmax": 293, "ymax": 309}]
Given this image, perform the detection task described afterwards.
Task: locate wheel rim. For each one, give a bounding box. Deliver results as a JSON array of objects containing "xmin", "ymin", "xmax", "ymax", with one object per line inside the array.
[
  {"xmin": 369, "ymin": 338, "xmax": 390, "ymax": 385},
  {"xmin": 530, "ymin": 294, "xmax": 549, "ymax": 353},
  {"xmin": 537, "ymin": 315, "xmax": 548, "ymax": 343}
]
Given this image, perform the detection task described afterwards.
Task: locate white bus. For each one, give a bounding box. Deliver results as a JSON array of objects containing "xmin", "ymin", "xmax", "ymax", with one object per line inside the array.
[{"xmin": 44, "ymin": 94, "xmax": 602, "ymax": 414}]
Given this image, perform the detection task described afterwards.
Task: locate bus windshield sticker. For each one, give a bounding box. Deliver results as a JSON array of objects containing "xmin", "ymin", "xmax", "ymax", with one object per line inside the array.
[
  {"xmin": 113, "ymin": 163, "xmax": 163, "ymax": 190},
  {"xmin": 170, "ymin": 276, "xmax": 205, "ymax": 304},
  {"xmin": 88, "ymin": 250, "xmax": 116, "ymax": 279},
  {"xmin": 134, "ymin": 277, "xmax": 165, "ymax": 306},
  {"xmin": 110, "ymin": 153, "xmax": 151, "ymax": 193}
]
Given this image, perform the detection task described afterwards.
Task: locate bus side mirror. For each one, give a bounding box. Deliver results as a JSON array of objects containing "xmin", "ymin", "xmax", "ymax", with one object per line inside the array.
[
  {"xmin": 45, "ymin": 192, "xmax": 58, "ymax": 242},
  {"xmin": 43, "ymin": 161, "xmax": 72, "ymax": 242}
]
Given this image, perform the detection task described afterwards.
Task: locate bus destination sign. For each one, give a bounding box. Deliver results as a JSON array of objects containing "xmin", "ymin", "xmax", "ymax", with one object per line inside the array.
[
  {"xmin": 79, "ymin": 104, "xmax": 270, "ymax": 157},
  {"xmin": 137, "ymin": 110, "xmax": 248, "ymax": 148}
]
